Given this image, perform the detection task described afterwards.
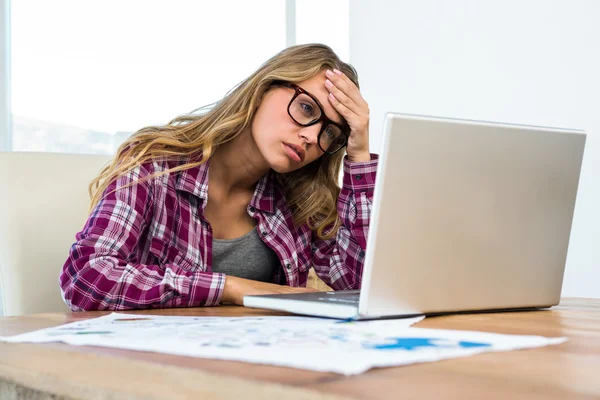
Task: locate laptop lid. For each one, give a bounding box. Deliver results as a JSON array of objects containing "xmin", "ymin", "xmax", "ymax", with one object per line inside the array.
[{"xmin": 358, "ymin": 113, "xmax": 586, "ymax": 318}]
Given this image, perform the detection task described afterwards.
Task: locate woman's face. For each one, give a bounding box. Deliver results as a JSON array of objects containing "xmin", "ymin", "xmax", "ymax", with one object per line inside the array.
[{"xmin": 251, "ymin": 70, "xmax": 346, "ymax": 174}]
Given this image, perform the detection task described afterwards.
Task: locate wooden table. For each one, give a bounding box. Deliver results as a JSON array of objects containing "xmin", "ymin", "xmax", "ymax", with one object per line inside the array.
[{"xmin": 0, "ymin": 298, "xmax": 599, "ymax": 399}]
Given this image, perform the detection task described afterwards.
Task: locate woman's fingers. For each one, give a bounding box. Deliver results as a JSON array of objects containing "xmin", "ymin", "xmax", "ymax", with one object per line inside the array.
[
  {"xmin": 325, "ymin": 78, "xmax": 360, "ymax": 116},
  {"xmin": 325, "ymin": 69, "xmax": 368, "ymax": 109}
]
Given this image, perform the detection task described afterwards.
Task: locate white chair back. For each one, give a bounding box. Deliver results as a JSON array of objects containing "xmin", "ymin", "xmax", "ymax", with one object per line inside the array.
[{"xmin": 0, "ymin": 152, "xmax": 111, "ymax": 316}]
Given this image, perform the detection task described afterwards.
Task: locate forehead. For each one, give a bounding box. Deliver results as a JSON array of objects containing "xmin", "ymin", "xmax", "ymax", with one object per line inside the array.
[{"xmin": 295, "ymin": 71, "xmax": 345, "ymax": 126}]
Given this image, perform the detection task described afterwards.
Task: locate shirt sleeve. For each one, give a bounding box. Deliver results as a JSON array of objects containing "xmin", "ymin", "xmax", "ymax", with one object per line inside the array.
[
  {"xmin": 59, "ymin": 163, "xmax": 225, "ymax": 311},
  {"xmin": 311, "ymin": 154, "xmax": 378, "ymax": 290}
]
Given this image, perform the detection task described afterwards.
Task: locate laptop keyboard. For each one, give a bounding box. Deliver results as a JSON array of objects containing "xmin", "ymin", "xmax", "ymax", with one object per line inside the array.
[{"xmin": 314, "ymin": 290, "xmax": 360, "ymax": 304}]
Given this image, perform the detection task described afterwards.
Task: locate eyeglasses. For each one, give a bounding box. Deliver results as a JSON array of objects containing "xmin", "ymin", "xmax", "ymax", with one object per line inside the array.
[{"xmin": 281, "ymin": 82, "xmax": 349, "ymax": 155}]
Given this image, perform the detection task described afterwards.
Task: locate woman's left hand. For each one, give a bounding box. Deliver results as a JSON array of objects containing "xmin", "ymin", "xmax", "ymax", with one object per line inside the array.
[{"xmin": 325, "ymin": 68, "xmax": 371, "ymax": 162}]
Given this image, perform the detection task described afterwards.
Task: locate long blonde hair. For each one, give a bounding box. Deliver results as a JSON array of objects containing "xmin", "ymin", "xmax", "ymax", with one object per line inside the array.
[{"xmin": 90, "ymin": 43, "xmax": 360, "ymax": 240}]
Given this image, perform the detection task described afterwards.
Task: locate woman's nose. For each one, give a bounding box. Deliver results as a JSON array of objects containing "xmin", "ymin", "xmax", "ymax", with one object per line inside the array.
[{"xmin": 299, "ymin": 123, "xmax": 321, "ymax": 145}]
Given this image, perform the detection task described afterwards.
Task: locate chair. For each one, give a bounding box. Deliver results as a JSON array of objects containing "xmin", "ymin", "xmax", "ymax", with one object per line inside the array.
[{"xmin": 0, "ymin": 152, "xmax": 111, "ymax": 316}]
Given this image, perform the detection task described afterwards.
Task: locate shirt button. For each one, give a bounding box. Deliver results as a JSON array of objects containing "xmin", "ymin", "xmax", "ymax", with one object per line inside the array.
[
  {"xmin": 261, "ymin": 231, "xmax": 268, "ymax": 237},
  {"xmin": 285, "ymin": 263, "xmax": 292, "ymax": 270},
  {"xmin": 249, "ymin": 206, "xmax": 255, "ymax": 212},
  {"xmin": 355, "ymin": 174, "xmax": 363, "ymax": 180}
]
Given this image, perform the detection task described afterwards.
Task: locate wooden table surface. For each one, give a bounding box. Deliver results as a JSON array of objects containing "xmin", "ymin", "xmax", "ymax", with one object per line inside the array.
[{"xmin": 0, "ymin": 298, "xmax": 599, "ymax": 399}]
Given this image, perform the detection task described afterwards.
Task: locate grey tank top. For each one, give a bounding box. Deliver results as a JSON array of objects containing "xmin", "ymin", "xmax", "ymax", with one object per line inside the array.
[{"xmin": 211, "ymin": 228, "xmax": 280, "ymax": 282}]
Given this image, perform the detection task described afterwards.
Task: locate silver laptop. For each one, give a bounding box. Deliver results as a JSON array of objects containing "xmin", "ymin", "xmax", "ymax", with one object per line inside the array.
[{"xmin": 243, "ymin": 113, "xmax": 587, "ymax": 320}]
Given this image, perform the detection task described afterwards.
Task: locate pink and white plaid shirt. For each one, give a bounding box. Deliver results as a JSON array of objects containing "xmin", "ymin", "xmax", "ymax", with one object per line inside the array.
[{"xmin": 59, "ymin": 154, "xmax": 378, "ymax": 311}]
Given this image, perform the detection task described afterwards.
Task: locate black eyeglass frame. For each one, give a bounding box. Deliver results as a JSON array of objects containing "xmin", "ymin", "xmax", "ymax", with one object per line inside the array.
[{"xmin": 280, "ymin": 82, "xmax": 349, "ymax": 155}]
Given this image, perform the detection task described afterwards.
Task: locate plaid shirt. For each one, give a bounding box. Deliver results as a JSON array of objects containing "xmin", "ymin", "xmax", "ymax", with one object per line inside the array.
[{"xmin": 59, "ymin": 154, "xmax": 378, "ymax": 311}]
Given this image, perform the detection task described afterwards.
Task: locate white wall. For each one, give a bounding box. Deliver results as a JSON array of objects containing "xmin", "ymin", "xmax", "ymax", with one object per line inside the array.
[{"xmin": 350, "ymin": 0, "xmax": 599, "ymax": 298}]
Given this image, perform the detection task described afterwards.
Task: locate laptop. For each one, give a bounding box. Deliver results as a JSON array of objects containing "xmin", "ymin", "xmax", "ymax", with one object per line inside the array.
[{"xmin": 243, "ymin": 113, "xmax": 587, "ymax": 320}]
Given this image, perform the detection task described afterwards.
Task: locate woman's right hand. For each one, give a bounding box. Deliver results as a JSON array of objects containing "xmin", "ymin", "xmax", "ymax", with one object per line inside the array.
[{"xmin": 222, "ymin": 275, "xmax": 320, "ymax": 306}]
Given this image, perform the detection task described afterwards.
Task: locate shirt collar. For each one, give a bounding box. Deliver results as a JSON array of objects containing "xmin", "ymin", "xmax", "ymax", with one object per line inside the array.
[
  {"xmin": 249, "ymin": 169, "xmax": 277, "ymax": 214},
  {"xmin": 174, "ymin": 156, "xmax": 210, "ymax": 203}
]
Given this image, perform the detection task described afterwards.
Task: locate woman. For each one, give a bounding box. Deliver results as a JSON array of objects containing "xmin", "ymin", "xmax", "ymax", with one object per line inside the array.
[{"xmin": 59, "ymin": 43, "xmax": 378, "ymax": 311}]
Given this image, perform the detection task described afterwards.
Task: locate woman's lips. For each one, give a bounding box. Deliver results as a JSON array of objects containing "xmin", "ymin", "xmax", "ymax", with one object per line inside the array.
[{"xmin": 283, "ymin": 143, "xmax": 305, "ymax": 162}]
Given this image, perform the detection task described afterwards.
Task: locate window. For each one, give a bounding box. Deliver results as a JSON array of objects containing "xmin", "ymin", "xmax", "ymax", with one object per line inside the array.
[{"xmin": 2, "ymin": 0, "xmax": 349, "ymax": 155}]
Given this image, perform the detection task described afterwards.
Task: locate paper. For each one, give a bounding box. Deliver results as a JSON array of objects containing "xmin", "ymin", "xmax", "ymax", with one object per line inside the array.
[{"xmin": 0, "ymin": 313, "xmax": 566, "ymax": 375}]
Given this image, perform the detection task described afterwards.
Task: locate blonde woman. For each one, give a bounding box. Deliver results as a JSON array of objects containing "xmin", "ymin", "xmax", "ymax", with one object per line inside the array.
[{"xmin": 59, "ymin": 44, "xmax": 377, "ymax": 311}]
